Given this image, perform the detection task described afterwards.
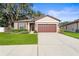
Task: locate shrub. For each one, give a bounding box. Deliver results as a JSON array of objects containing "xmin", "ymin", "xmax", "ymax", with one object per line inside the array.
[
  {"xmin": 34, "ymin": 30, "xmax": 37, "ymax": 33},
  {"xmin": 11, "ymin": 29, "xmax": 19, "ymax": 32},
  {"xmin": 11, "ymin": 29, "xmax": 29, "ymax": 34},
  {"xmin": 59, "ymin": 27, "xmax": 64, "ymax": 33},
  {"xmin": 19, "ymin": 31, "xmax": 29, "ymax": 34},
  {"xmin": 76, "ymin": 29, "xmax": 79, "ymax": 33}
]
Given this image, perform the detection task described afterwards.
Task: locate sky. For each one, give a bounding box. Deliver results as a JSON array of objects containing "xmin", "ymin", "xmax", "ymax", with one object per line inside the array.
[{"xmin": 33, "ymin": 3, "xmax": 79, "ymax": 22}]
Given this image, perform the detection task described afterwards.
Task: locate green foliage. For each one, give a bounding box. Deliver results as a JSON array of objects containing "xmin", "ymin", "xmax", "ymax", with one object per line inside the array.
[
  {"xmin": 0, "ymin": 3, "xmax": 33, "ymax": 27},
  {"xmin": 32, "ymin": 10, "xmax": 44, "ymax": 18},
  {"xmin": 59, "ymin": 27, "xmax": 64, "ymax": 33},
  {"xmin": 34, "ymin": 30, "xmax": 37, "ymax": 33},
  {"xmin": 60, "ymin": 21, "xmax": 70, "ymax": 27},
  {"xmin": 11, "ymin": 29, "xmax": 28, "ymax": 33},
  {"xmin": 0, "ymin": 18, "xmax": 8, "ymax": 27},
  {"xmin": 0, "ymin": 3, "xmax": 44, "ymax": 28},
  {"xmin": 63, "ymin": 31, "xmax": 79, "ymax": 39}
]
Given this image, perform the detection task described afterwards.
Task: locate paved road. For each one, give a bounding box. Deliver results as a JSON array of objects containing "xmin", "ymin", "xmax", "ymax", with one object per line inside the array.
[
  {"xmin": 38, "ymin": 33, "xmax": 79, "ymax": 56},
  {"xmin": 0, "ymin": 33, "xmax": 79, "ymax": 56}
]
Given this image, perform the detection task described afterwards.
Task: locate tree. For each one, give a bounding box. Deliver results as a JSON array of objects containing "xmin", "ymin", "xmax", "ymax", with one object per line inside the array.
[
  {"xmin": 31, "ymin": 10, "xmax": 44, "ymax": 18},
  {"xmin": 0, "ymin": 3, "xmax": 33, "ymax": 29},
  {"xmin": 0, "ymin": 3, "xmax": 44, "ymax": 29},
  {"xmin": 60, "ymin": 21, "xmax": 70, "ymax": 27}
]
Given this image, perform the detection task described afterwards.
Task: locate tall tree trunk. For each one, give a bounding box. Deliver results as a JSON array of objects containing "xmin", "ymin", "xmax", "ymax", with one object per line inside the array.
[{"xmin": 8, "ymin": 19, "xmax": 12, "ymax": 31}]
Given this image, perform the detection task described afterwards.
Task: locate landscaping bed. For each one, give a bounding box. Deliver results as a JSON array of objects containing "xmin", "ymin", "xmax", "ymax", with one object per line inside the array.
[{"xmin": 0, "ymin": 32, "xmax": 37, "ymax": 45}]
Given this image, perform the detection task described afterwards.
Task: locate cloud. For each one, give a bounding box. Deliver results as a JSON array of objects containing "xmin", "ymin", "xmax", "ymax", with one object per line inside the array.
[{"xmin": 47, "ymin": 7, "xmax": 79, "ymax": 21}]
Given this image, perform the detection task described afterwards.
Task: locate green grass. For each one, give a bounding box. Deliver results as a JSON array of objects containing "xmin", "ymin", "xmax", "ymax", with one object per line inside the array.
[
  {"xmin": 0, "ymin": 33, "xmax": 37, "ymax": 45},
  {"xmin": 63, "ymin": 31, "xmax": 79, "ymax": 39}
]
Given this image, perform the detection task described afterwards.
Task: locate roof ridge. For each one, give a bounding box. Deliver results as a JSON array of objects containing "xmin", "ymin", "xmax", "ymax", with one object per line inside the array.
[{"xmin": 46, "ymin": 15, "xmax": 61, "ymax": 21}]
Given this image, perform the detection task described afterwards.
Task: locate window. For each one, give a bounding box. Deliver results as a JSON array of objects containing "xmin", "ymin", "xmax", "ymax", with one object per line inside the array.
[{"xmin": 19, "ymin": 22, "xmax": 26, "ymax": 29}]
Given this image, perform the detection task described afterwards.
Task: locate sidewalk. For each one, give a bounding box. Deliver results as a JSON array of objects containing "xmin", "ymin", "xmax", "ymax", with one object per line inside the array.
[{"xmin": 0, "ymin": 45, "xmax": 37, "ymax": 56}]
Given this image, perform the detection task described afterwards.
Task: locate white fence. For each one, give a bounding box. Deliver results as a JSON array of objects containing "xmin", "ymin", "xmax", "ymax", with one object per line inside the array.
[{"xmin": 0, "ymin": 27, "xmax": 5, "ymax": 32}]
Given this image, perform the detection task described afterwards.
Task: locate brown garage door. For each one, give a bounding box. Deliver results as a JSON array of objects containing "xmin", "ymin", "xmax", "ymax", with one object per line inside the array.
[{"xmin": 38, "ymin": 24, "xmax": 56, "ymax": 32}]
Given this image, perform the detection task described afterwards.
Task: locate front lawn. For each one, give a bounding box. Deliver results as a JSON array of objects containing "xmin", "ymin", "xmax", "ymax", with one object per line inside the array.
[
  {"xmin": 63, "ymin": 31, "xmax": 79, "ymax": 39},
  {"xmin": 0, "ymin": 33, "xmax": 37, "ymax": 45}
]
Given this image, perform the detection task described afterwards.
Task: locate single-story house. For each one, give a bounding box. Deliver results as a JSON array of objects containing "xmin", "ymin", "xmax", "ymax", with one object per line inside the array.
[
  {"xmin": 14, "ymin": 15, "xmax": 60, "ymax": 32},
  {"xmin": 62, "ymin": 19, "xmax": 79, "ymax": 32}
]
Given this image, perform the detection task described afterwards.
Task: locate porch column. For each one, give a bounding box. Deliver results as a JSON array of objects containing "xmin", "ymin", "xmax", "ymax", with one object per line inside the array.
[{"xmin": 27, "ymin": 22, "xmax": 30, "ymax": 31}]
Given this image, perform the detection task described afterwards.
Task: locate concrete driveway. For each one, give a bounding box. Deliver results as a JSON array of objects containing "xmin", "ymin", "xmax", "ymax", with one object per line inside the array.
[
  {"xmin": 38, "ymin": 33, "xmax": 79, "ymax": 56},
  {"xmin": 0, "ymin": 33, "xmax": 79, "ymax": 56}
]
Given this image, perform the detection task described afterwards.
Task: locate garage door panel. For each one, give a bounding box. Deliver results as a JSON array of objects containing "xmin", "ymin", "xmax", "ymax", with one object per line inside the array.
[{"xmin": 38, "ymin": 24, "xmax": 56, "ymax": 32}]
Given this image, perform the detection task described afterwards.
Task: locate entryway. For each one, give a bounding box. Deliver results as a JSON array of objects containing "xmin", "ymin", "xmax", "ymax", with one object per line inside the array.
[{"xmin": 30, "ymin": 23, "xmax": 35, "ymax": 31}]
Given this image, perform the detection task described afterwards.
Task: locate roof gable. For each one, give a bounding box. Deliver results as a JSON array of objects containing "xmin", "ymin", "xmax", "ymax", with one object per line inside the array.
[
  {"xmin": 35, "ymin": 15, "xmax": 60, "ymax": 21},
  {"xmin": 46, "ymin": 15, "xmax": 60, "ymax": 21},
  {"xmin": 35, "ymin": 15, "xmax": 60, "ymax": 22}
]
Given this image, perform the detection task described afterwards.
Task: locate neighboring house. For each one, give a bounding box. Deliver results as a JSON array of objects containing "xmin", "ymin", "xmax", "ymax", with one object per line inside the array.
[
  {"xmin": 14, "ymin": 15, "xmax": 60, "ymax": 32},
  {"xmin": 62, "ymin": 19, "xmax": 79, "ymax": 32}
]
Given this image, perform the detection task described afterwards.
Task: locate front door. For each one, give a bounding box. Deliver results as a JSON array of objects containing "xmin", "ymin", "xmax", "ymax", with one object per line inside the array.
[{"xmin": 30, "ymin": 23, "xmax": 35, "ymax": 31}]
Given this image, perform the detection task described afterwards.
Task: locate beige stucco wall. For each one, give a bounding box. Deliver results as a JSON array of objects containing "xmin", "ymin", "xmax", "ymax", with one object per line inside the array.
[
  {"xmin": 25, "ymin": 22, "xmax": 28, "ymax": 30},
  {"xmin": 14, "ymin": 22, "xmax": 28, "ymax": 30},
  {"xmin": 35, "ymin": 16, "xmax": 60, "ymax": 32},
  {"xmin": 35, "ymin": 17, "xmax": 59, "ymax": 23},
  {"xmin": 14, "ymin": 22, "xmax": 18, "ymax": 29}
]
